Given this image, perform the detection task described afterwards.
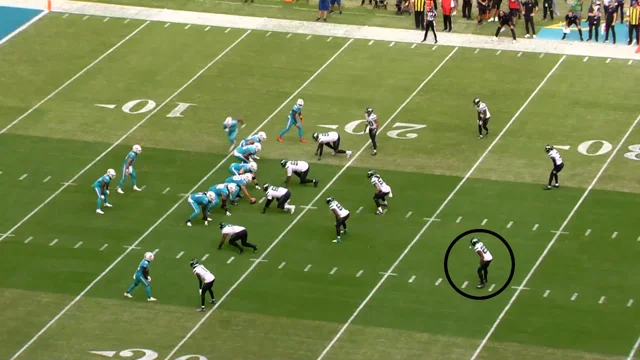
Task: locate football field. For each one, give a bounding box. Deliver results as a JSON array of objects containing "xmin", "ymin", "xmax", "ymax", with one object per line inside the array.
[{"xmin": 1, "ymin": 10, "xmax": 640, "ymax": 360}]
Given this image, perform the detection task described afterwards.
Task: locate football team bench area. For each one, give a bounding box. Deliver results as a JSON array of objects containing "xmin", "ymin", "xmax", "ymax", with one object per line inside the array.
[{"xmin": 0, "ymin": 3, "xmax": 639, "ymax": 360}]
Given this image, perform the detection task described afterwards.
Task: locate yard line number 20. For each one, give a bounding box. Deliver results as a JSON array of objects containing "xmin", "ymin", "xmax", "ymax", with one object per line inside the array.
[
  {"xmin": 344, "ymin": 120, "xmax": 426, "ymax": 139},
  {"xmin": 577, "ymin": 140, "xmax": 640, "ymax": 160}
]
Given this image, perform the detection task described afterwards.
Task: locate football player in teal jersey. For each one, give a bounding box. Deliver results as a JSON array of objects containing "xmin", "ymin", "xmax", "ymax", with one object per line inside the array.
[
  {"xmin": 117, "ymin": 144, "xmax": 142, "ymax": 194},
  {"xmin": 185, "ymin": 191, "xmax": 218, "ymax": 227},
  {"xmin": 232, "ymin": 143, "xmax": 261, "ymax": 163},
  {"xmin": 224, "ymin": 174, "xmax": 257, "ymax": 204},
  {"xmin": 277, "ymin": 99, "xmax": 306, "ymax": 143},
  {"xmin": 239, "ymin": 132, "xmax": 267, "ymax": 159},
  {"xmin": 223, "ymin": 117, "xmax": 245, "ymax": 151},
  {"xmin": 92, "ymin": 169, "xmax": 116, "ymax": 215},
  {"xmin": 124, "ymin": 252, "xmax": 156, "ymax": 301},
  {"xmin": 228, "ymin": 161, "xmax": 257, "ymax": 176},
  {"xmin": 209, "ymin": 183, "xmax": 235, "ymax": 215}
]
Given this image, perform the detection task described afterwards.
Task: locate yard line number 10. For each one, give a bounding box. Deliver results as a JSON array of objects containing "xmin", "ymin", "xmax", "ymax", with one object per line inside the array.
[{"xmin": 577, "ymin": 140, "xmax": 640, "ymax": 160}]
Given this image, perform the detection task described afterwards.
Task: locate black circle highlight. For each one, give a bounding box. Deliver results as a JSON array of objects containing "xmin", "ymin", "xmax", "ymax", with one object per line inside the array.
[{"xmin": 443, "ymin": 228, "xmax": 515, "ymax": 300}]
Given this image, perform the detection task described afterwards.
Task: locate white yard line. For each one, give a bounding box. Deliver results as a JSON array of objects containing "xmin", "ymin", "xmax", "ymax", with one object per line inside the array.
[
  {"xmin": 0, "ymin": 30, "xmax": 247, "ymax": 247},
  {"xmin": 356, "ymin": 270, "xmax": 363, "ymax": 277},
  {"xmin": 164, "ymin": 47, "xmax": 460, "ymax": 360},
  {"xmin": 470, "ymin": 113, "xmax": 640, "ymax": 360},
  {"xmin": 0, "ymin": 21, "xmax": 149, "ymax": 135},
  {"xmin": 6, "ymin": 31, "xmax": 252, "ymax": 360},
  {"xmin": 627, "ymin": 335, "xmax": 640, "ymax": 360},
  {"xmin": 315, "ymin": 55, "xmax": 567, "ymax": 360},
  {"xmin": 0, "ymin": 10, "xmax": 48, "ymax": 47}
]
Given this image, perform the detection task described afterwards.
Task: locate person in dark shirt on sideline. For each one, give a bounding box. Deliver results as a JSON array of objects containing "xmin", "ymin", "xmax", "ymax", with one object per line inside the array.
[
  {"xmin": 561, "ymin": 10, "xmax": 584, "ymax": 40},
  {"xmin": 492, "ymin": 9, "xmax": 517, "ymax": 42}
]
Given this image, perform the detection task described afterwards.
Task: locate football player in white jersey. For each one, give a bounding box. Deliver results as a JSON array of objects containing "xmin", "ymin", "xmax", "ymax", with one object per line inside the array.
[
  {"xmin": 280, "ymin": 159, "xmax": 318, "ymax": 187},
  {"xmin": 544, "ymin": 145, "xmax": 564, "ymax": 190},
  {"xmin": 312, "ymin": 131, "xmax": 352, "ymax": 160},
  {"xmin": 473, "ymin": 98, "xmax": 491, "ymax": 139},
  {"xmin": 326, "ymin": 197, "xmax": 350, "ymax": 244},
  {"xmin": 190, "ymin": 258, "xmax": 216, "ymax": 312},
  {"xmin": 261, "ymin": 183, "xmax": 296, "ymax": 214},
  {"xmin": 218, "ymin": 222, "xmax": 257, "ymax": 253},
  {"xmin": 363, "ymin": 107, "xmax": 379, "ymax": 155},
  {"xmin": 470, "ymin": 237, "xmax": 493, "ymax": 289},
  {"xmin": 367, "ymin": 170, "xmax": 393, "ymax": 215}
]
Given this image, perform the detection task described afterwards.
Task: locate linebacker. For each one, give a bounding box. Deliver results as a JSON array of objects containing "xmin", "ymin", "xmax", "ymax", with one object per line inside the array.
[
  {"xmin": 281, "ymin": 159, "xmax": 319, "ymax": 187},
  {"xmin": 544, "ymin": 145, "xmax": 564, "ymax": 190},
  {"xmin": 473, "ymin": 98, "xmax": 491, "ymax": 139},
  {"xmin": 312, "ymin": 131, "xmax": 352, "ymax": 160},
  {"xmin": 117, "ymin": 144, "xmax": 143, "ymax": 194},
  {"xmin": 362, "ymin": 107, "xmax": 380, "ymax": 155},
  {"xmin": 367, "ymin": 170, "xmax": 393, "ymax": 215},
  {"xmin": 124, "ymin": 252, "xmax": 156, "ymax": 301},
  {"xmin": 326, "ymin": 197, "xmax": 350, "ymax": 244},
  {"xmin": 218, "ymin": 222, "xmax": 258, "ymax": 253},
  {"xmin": 261, "ymin": 183, "xmax": 296, "ymax": 214},
  {"xmin": 470, "ymin": 238, "xmax": 493, "ymax": 289},
  {"xmin": 189, "ymin": 258, "xmax": 216, "ymax": 312}
]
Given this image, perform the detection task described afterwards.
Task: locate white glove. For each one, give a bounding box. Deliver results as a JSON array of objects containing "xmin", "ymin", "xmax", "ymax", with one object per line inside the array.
[
  {"xmin": 255, "ymin": 185, "xmax": 261, "ymax": 190},
  {"xmin": 205, "ymin": 221, "xmax": 209, "ymax": 226},
  {"xmin": 106, "ymin": 190, "xmax": 110, "ymax": 195},
  {"xmin": 199, "ymin": 289, "xmax": 202, "ymax": 295},
  {"xmin": 147, "ymin": 276, "xmax": 151, "ymax": 282}
]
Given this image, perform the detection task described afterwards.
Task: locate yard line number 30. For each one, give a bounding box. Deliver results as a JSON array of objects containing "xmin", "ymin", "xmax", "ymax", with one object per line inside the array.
[
  {"xmin": 90, "ymin": 349, "xmax": 207, "ymax": 360},
  {"xmin": 577, "ymin": 140, "xmax": 640, "ymax": 160},
  {"xmin": 344, "ymin": 120, "xmax": 426, "ymax": 139}
]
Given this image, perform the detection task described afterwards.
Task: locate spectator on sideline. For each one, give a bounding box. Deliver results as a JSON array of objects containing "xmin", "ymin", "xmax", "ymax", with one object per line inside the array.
[
  {"xmin": 522, "ymin": 0, "xmax": 539, "ymax": 37},
  {"xmin": 603, "ymin": 0, "xmax": 612, "ymax": 13},
  {"xmin": 566, "ymin": 0, "xmax": 584, "ymax": 22},
  {"xmin": 628, "ymin": 1, "xmax": 640, "ymax": 44},
  {"xmin": 604, "ymin": 3, "xmax": 617, "ymax": 43},
  {"xmin": 316, "ymin": 0, "xmax": 330, "ymax": 21},
  {"xmin": 489, "ymin": 0, "xmax": 502, "ymax": 22},
  {"xmin": 508, "ymin": 0, "xmax": 521, "ymax": 24},
  {"xmin": 462, "ymin": 0, "xmax": 473, "ymax": 19},
  {"xmin": 586, "ymin": 0, "xmax": 602, "ymax": 41},
  {"xmin": 562, "ymin": 9, "xmax": 584, "ymax": 40},
  {"xmin": 330, "ymin": 0, "xmax": 343, "ymax": 14},
  {"xmin": 415, "ymin": 0, "xmax": 427, "ymax": 29},
  {"xmin": 617, "ymin": 0, "xmax": 625, "ymax": 23},
  {"xmin": 478, "ymin": 0, "xmax": 490, "ymax": 23},
  {"xmin": 543, "ymin": 0, "xmax": 554, "ymax": 19},
  {"xmin": 442, "ymin": 0, "xmax": 453, "ymax": 30}
]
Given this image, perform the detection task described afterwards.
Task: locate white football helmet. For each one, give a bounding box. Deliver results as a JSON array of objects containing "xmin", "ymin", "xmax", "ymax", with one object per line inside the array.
[
  {"xmin": 206, "ymin": 191, "xmax": 216, "ymax": 202},
  {"xmin": 144, "ymin": 252, "xmax": 154, "ymax": 262},
  {"xmin": 132, "ymin": 144, "xmax": 142, "ymax": 154},
  {"xmin": 227, "ymin": 183, "xmax": 238, "ymax": 194},
  {"xmin": 253, "ymin": 143, "xmax": 262, "ymax": 152},
  {"xmin": 224, "ymin": 117, "xmax": 233, "ymax": 126},
  {"xmin": 258, "ymin": 131, "xmax": 267, "ymax": 141},
  {"xmin": 297, "ymin": 99, "xmax": 304, "ymax": 108},
  {"xmin": 242, "ymin": 173, "xmax": 254, "ymax": 183},
  {"xmin": 248, "ymin": 162, "xmax": 258, "ymax": 173},
  {"xmin": 107, "ymin": 169, "xmax": 116, "ymax": 179}
]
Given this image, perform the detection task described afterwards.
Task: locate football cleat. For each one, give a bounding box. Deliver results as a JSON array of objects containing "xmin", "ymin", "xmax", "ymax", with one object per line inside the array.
[
  {"xmin": 133, "ymin": 185, "xmax": 142, "ymax": 192},
  {"xmin": 104, "ymin": 203, "xmax": 113, "ymax": 208},
  {"xmin": 124, "ymin": 292, "xmax": 132, "ymax": 298},
  {"xmin": 346, "ymin": 150, "xmax": 352, "ymax": 158},
  {"xmin": 476, "ymin": 282, "xmax": 485, "ymax": 289},
  {"xmin": 197, "ymin": 307, "xmax": 206, "ymax": 312},
  {"xmin": 277, "ymin": 136, "xmax": 284, "ymax": 143},
  {"xmin": 333, "ymin": 237, "xmax": 342, "ymax": 244},
  {"xmin": 147, "ymin": 297, "xmax": 157, "ymax": 302},
  {"xmin": 96, "ymin": 209, "xmax": 104, "ymax": 215},
  {"xmin": 186, "ymin": 220, "xmax": 192, "ymax": 227},
  {"xmin": 290, "ymin": 205, "xmax": 296, "ymax": 214},
  {"xmin": 313, "ymin": 179, "xmax": 319, "ymax": 188}
]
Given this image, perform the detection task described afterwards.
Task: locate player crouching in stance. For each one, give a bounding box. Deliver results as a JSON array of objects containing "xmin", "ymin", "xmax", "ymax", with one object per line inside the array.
[
  {"xmin": 224, "ymin": 174, "xmax": 257, "ymax": 204},
  {"xmin": 544, "ymin": 144, "xmax": 564, "ymax": 190},
  {"xmin": 233, "ymin": 143, "xmax": 262, "ymax": 164},
  {"xmin": 223, "ymin": 116, "xmax": 245, "ymax": 151},
  {"xmin": 124, "ymin": 252, "xmax": 156, "ymax": 301},
  {"xmin": 209, "ymin": 183, "xmax": 235, "ymax": 215},
  {"xmin": 239, "ymin": 131, "xmax": 267, "ymax": 159},
  {"xmin": 312, "ymin": 131, "xmax": 352, "ymax": 160},
  {"xmin": 190, "ymin": 258, "xmax": 216, "ymax": 312},
  {"xmin": 326, "ymin": 197, "xmax": 350, "ymax": 244},
  {"xmin": 117, "ymin": 144, "xmax": 143, "ymax": 194},
  {"xmin": 93, "ymin": 168, "xmax": 116, "ymax": 215},
  {"xmin": 185, "ymin": 191, "xmax": 217, "ymax": 227},
  {"xmin": 470, "ymin": 238, "xmax": 493, "ymax": 289},
  {"xmin": 473, "ymin": 98, "xmax": 491, "ymax": 139},
  {"xmin": 218, "ymin": 222, "xmax": 258, "ymax": 253},
  {"xmin": 281, "ymin": 159, "xmax": 318, "ymax": 187},
  {"xmin": 262, "ymin": 183, "xmax": 295, "ymax": 214},
  {"xmin": 367, "ymin": 170, "xmax": 393, "ymax": 215}
]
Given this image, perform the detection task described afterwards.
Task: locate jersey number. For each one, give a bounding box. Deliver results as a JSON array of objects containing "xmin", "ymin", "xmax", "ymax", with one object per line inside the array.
[{"xmin": 289, "ymin": 161, "xmax": 298, "ymax": 166}]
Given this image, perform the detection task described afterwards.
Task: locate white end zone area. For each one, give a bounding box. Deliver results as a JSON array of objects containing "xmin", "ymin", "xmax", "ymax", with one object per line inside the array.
[{"xmin": 1, "ymin": 0, "xmax": 639, "ymax": 60}]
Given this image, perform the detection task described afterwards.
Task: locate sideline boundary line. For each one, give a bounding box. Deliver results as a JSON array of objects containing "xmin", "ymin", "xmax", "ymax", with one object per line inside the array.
[
  {"xmin": 628, "ymin": 334, "xmax": 640, "ymax": 360},
  {"xmin": 164, "ymin": 46, "xmax": 460, "ymax": 360},
  {"xmin": 470, "ymin": 113, "xmax": 640, "ymax": 360},
  {"xmin": 0, "ymin": 21, "xmax": 148, "ymax": 135},
  {"xmin": 7, "ymin": 29, "xmax": 252, "ymax": 360},
  {"xmin": 0, "ymin": 9, "xmax": 48, "ymax": 47},
  {"xmin": 8, "ymin": 35, "xmax": 351, "ymax": 360},
  {"xmin": 315, "ymin": 55, "xmax": 567, "ymax": 360}
]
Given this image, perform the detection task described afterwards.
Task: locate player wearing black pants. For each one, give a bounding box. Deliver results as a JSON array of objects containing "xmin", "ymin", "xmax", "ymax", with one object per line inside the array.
[
  {"xmin": 562, "ymin": 10, "xmax": 584, "ymax": 40},
  {"xmin": 493, "ymin": 10, "xmax": 517, "ymax": 42},
  {"xmin": 218, "ymin": 223, "xmax": 257, "ymax": 254},
  {"xmin": 542, "ymin": 0, "xmax": 554, "ymax": 19},
  {"xmin": 586, "ymin": 1, "xmax": 602, "ymax": 41},
  {"xmin": 544, "ymin": 145, "xmax": 564, "ymax": 190},
  {"xmin": 421, "ymin": 7, "xmax": 438, "ymax": 43},
  {"xmin": 327, "ymin": 197, "xmax": 351, "ymax": 244},
  {"xmin": 604, "ymin": 4, "xmax": 617, "ymax": 43},
  {"xmin": 313, "ymin": 132, "xmax": 351, "ymax": 160},
  {"xmin": 281, "ymin": 159, "xmax": 318, "ymax": 187},
  {"xmin": 522, "ymin": 0, "xmax": 538, "ymax": 38},
  {"xmin": 462, "ymin": 0, "xmax": 473, "ymax": 18},
  {"xmin": 364, "ymin": 107, "xmax": 379, "ymax": 155},
  {"xmin": 190, "ymin": 259, "xmax": 216, "ymax": 312}
]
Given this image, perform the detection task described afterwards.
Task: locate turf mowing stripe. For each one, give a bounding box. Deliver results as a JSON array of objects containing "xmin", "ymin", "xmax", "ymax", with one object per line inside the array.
[
  {"xmin": 227, "ymin": 257, "xmax": 234, "ymax": 264},
  {"xmin": 0, "ymin": 21, "xmax": 149, "ymax": 135},
  {"xmin": 357, "ymin": 206, "xmax": 363, "ymax": 213},
  {"xmin": 0, "ymin": 9, "xmax": 48, "ymax": 47},
  {"xmin": 316, "ymin": 55, "xmax": 567, "ymax": 360},
  {"xmin": 627, "ymin": 335, "xmax": 640, "ymax": 360},
  {"xmin": 99, "ymin": 244, "xmax": 108, "ymax": 251},
  {"xmin": 330, "ymin": 267, "xmax": 338, "ymax": 275},
  {"xmin": 471, "ymin": 113, "xmax": 640, "ymax": 360},
  {"xmin": 24, "ymin": 236, "xmax": 32, "ymax": 244},
  {"xmin": 456, "ymin": 216, "xmax": 462, "ymax": 223},
  {"xmin": 0, "ymin": 31, "xmax": 249, "ymax": 247},
  {"xmin": 532, "ymin": 224, "xmax": 538, "ymax": 230},
  {"xmin": 278, "ymin": 262, "xmax": 286, "ymax": 269},
  {"xmin": 435, "ymin": 278, "xmax": 442, "ymax": 286},
  {"xmin": 304, "ymin": 264, "xmax": 312, "ymax": 272},
  {"xmin": 543, "ymin": 290, "xmax": 550, "ymax": 297},
  {"xmin": 74, "ymin": 241, "xmax": 83, "ymax": 249},
  {"xmin": 409, "ymin": 275, "xmax": 416, "ymax": 283},
  {"xmin": 165, "ymin": 46, "xmax": 459, "ymax": 360},
  {"xmin": 356, "ymin": 270, "xmax": 363, "ymax": 277},
  {"xmin": 42, "ymin": 176, "xmax": 51, "ymax": 183}
]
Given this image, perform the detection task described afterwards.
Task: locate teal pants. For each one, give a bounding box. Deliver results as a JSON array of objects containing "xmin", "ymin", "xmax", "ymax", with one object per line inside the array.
[
  {"xmin": 127, "ymin": 273, "xmax": 151, "ymax": 298},
  {"xmin": 188, "ymin": 199, "xmax": 202, "ymax": 221},
  {"xmin": 279, "ymin": 117, "xmax": 303, "ymax": 139},
  {"xmin": 94, "ymin": 186, "xmax": 107, "ymax": 209},
  {"xmin": 228, "ymin": 129, "xmax": 238, "ymax": 145},
  {"xmin": 118, "ymin": 165, "xmax": 137, "ymax": 188}
]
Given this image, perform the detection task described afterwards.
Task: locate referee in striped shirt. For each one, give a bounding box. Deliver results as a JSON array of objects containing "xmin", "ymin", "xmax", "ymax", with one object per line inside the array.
[
  {"xmin": 628, "ymin": 1, "xmax": 640, "ymax": 45},
  {"xmin": 421, "ymin": 6, "xmax": 438, "ymax": 43}
]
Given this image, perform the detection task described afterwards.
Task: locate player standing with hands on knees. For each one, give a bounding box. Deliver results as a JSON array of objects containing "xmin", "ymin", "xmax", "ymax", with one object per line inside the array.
[
  {"xmin": 470, "ymin": 238, "xmax": 493, "ymax": 289},
  {"xmin": 492, "ymin": 9, "xmax": 518, "ymax": 43},
  {"xmin": 190, "ymin": 258, "xmax": 215, "ymax": 312},
  {"xmin": 544, "ymin": 145, "xmax": 564, "ymax": 190}
]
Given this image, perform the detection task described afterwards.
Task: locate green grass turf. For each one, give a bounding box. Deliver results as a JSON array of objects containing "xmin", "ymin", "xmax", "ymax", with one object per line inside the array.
[
  {"xmin": 0, "ymin": 13, "xmax": 639, "ymax": 360},
  {"xmin": 85, "ymin": 0, "xmax": 577, "ymax": 37}
]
